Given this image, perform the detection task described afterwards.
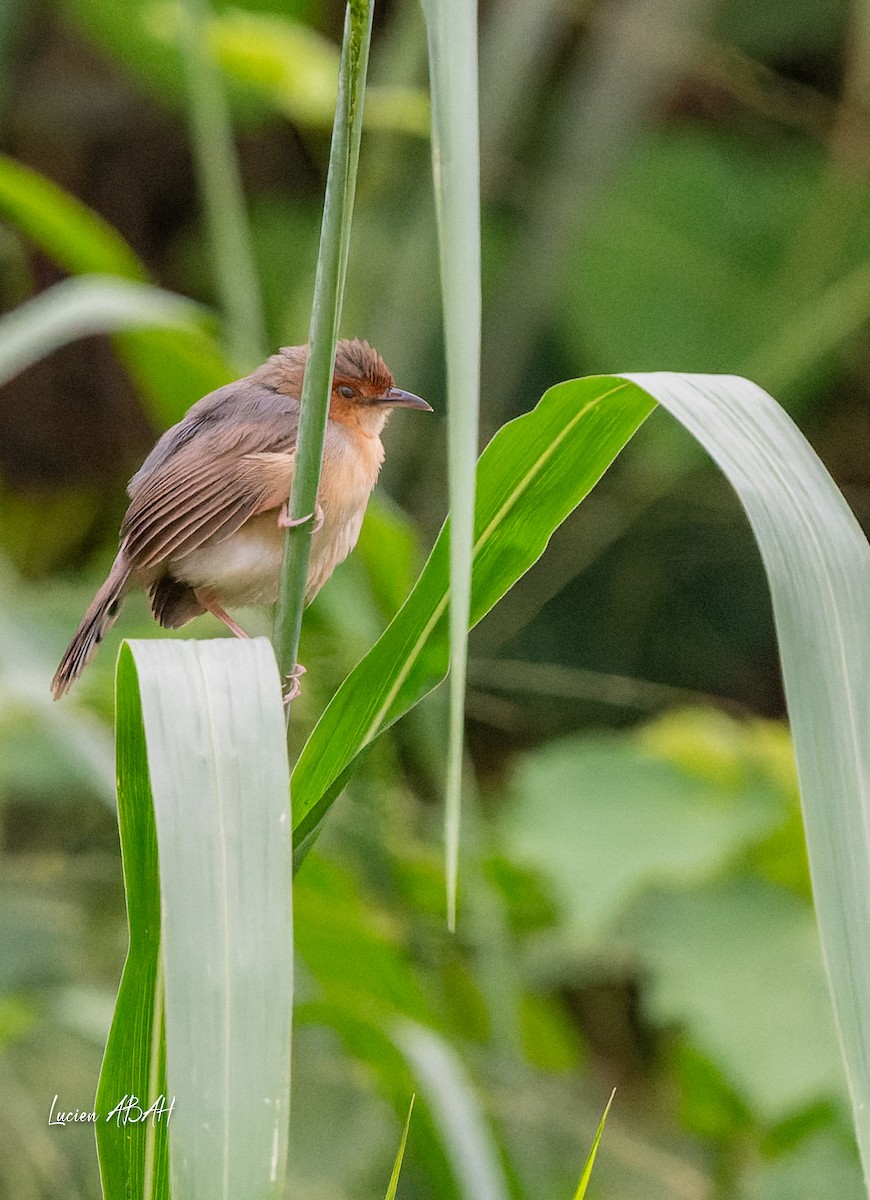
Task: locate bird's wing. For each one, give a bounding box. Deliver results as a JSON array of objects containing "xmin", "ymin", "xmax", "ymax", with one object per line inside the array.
[{"xmin": 121, "ymin": 419, "xmax": 298, "ymax": 570}]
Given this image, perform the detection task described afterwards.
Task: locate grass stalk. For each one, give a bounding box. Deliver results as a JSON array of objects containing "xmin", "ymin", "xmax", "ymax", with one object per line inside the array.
[
  {"xmin": 419, "ymin": 0, "xmax": 482, "ymax": 929},
  {"xmin": 272, "ymin": 0, "xmax": 374, "ymax": 700}
]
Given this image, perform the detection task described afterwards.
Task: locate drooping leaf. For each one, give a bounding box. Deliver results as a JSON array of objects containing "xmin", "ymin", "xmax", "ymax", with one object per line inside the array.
[
  {"xmin": 99, "ymin": 638, "xmax": 292, "ymax": 1200},
  {"xmin": 0, "ymin": 152, "xmax": 147, "ymax": 279},
  {"xmin": 0, "ymin": 157, "xmax": 232, "ymax": 417},
  {"xmin": 293, "ymin": 370, "xmax": 870, "ymax": 1179}
]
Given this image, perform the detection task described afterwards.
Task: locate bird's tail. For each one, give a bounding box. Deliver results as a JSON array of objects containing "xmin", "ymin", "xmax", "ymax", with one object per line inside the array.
[{"xmin": 51, "ymin": 555, "xmax": 131, "ymax": 700}]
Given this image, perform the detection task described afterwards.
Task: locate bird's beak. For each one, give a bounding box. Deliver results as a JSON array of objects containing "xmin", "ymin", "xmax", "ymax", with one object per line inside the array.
[{"xmin": 384, "ymin": 387, "xmax": 433, "ymax": 411}]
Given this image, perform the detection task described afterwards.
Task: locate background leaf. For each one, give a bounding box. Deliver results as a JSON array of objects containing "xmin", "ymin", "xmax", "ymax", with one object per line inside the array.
[{"xmin": 0, "ymin": 275, "xmax": 214, "ymax": 389}]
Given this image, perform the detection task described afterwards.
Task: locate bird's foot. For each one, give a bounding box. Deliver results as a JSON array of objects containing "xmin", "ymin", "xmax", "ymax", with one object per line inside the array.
[
  {"xmin": 194, "ymin": 591, "xmax": 250, "ymax": 639},
  {"xmin": 282, "ymin": 663, "xmax": 307, "ymax": 705},
  {"xmin": 278, "ymin": 503, "xmax": 324, "ymax": 533}
]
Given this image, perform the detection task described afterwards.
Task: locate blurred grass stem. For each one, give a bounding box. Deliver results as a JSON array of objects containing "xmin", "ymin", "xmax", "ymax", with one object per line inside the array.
[{"xmin": 179, "ymin": 0, "xmax": 266, "ymax": 371}]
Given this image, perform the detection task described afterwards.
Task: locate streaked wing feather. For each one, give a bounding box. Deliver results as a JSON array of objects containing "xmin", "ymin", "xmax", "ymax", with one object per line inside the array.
[{"xmin": 122, "ymin": 421, "xmax": 297, "ymax": 569}]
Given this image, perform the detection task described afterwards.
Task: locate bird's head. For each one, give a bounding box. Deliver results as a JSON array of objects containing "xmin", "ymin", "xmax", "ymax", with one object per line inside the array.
[{"xmin": 265, "ymin": 339, "xmax": 431, "ymax": 434}]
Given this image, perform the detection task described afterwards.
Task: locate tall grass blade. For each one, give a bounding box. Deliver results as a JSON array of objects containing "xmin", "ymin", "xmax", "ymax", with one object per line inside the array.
[
  {"xmin": 384, "ymin": 1095, "xmax": 415, "ymax": 1200},
  {"xmin": 273, "ymin": 0, "xmax": 374, "ymax": 693},
  {"xmin": 179, "ymin": 0, "xmax": 266, "ymax": 370},
  {"xmin": 394, "ymin": 1022, "xmax": 510, "ymax": 1200},
  {"xmin": 419, "ymin": 0, "xmax": 481, "ymax": 928},
  {"xmin": 100, "ymin": 639, "xmax": 292, "ymax": 1200},
  {"xmin": 0, "ymin": 275, "xmax": 210, "ymax": 388},
  {"xmin": 572, "ymin": 1089, "xmax": 615, "ymax": 1200}
]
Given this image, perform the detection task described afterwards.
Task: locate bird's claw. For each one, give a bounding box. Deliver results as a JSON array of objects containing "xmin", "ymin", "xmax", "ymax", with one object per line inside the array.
[
  {"xmin": 278, "ymin": 503, "xmax": 324, "ymax": 533},
  {"xmin": 282, "ymin": 663, "xmax": 307, "ymax": 705}
]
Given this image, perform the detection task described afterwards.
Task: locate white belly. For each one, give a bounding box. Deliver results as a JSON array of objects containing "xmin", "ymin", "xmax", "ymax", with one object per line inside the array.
[{"xmin": 171, "ymin": 507, "xmax": 366, "ymax": 608}]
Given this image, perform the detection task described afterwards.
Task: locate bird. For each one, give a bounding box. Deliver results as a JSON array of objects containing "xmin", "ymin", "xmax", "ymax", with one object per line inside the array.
[{"xmin": 51, "ymin": 338, "xmax": 431, "ymax": 699}]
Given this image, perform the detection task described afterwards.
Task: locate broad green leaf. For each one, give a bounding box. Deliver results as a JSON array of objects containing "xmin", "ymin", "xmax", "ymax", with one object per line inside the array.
[
  {"xmin": 738, "ymin": 1128, "xmax": 864, "ymax": 1200},
  {"xmin": 384, "ymin": 1096, "xmax": 415, "ymax": 1200},
  {"xmin": 293, "ymin": 370, "xmax": 870, "ymax": 1178},
  {"xmin": 500, "ymin": 724, "xmax": 784, "ymax": 941},
  {"xmin": 573, "ymin": 1089, "xmax": 615, "ymax": 1200},
  {"xmin": 621, "ymin": 878, "xmax": 845, "ymax": 1122},
  {"xmin": 394, "ymin": 1020, "xmax": 510, "ymax": 1200},
  {"xmin": 419, "ymin": 0, "xmax": 482, "ymax": 927},
  {"xmin": 0, "ymin": 152, "xmax": 147, "ymax": 279},
  {"xmin": 100, "ymin": 638, "xmax": 292, "ymax": 1200}
]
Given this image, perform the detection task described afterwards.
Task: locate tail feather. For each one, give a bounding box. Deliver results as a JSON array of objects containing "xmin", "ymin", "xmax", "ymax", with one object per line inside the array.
[
  {"xmin": 149, "ymin": 574, "xmax": 204, "ymax": 629},
  {"xmin": 51, "ymin": 556, "xmax": 131, "ymax": 699}
]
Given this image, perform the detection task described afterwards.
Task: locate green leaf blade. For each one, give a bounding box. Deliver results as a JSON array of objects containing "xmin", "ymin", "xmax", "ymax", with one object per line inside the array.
[
  {"xmin": 384, "ymin": 1095, "xmax": 415, "ymax": 1200},
  {"xmin": 101, "ymin": 638, "xmax": 293, "ymax": 1200},
  {"xmin": 629, "ymin": 370, "xmax": 870, "ymax": 1177},
  {"xmin": 96, "ymin": 644, "xmax": 168, "ymax": 1200},
  {"xmin": 292, "ymin": 377, "xmax": 655, "ymax": 842},
  {"xmin": 573, "ymin": 1089, "xmax": 615, "ymax": 1200},
  {"xmin": 294, "ymin": 367, "xmax": 870, "ymax": 1188}
]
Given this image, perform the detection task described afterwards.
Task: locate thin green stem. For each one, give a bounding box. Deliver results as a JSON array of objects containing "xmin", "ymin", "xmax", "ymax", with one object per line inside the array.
[
  {"xmin": 179, "ymin": 0, "xmax": 267, "ymax": 371},
  {"xmin": 420, "ymin": 0, "xmax": 482, "ymax": 929},
  {"xmin": 273, "ymin": 1, "xmax": 374, "ymax": 709}
]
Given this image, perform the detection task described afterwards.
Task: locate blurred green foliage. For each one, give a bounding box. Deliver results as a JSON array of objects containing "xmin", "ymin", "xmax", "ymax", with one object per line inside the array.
[{"xmin": 2, "ymin": 0, "xmax": 870, "ymax": 1196}]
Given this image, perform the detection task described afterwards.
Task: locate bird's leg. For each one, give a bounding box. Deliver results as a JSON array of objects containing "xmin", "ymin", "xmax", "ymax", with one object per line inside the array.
[
  {"xmin": 195, "ymin": 590, "xmax": 250, "ymax": 639},
  {"xmin": 283, "ymin": 663, "xmax": 307, "ymax": 705},
  {"xmin": 278, "ymin": 502, "xmax": 324, "ymax": 533}
]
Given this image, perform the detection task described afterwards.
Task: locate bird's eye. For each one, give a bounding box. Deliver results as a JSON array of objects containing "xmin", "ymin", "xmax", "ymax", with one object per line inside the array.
[{"xmin": 337, "ymin": 385, "xmax": 355, "ymax": 399}]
